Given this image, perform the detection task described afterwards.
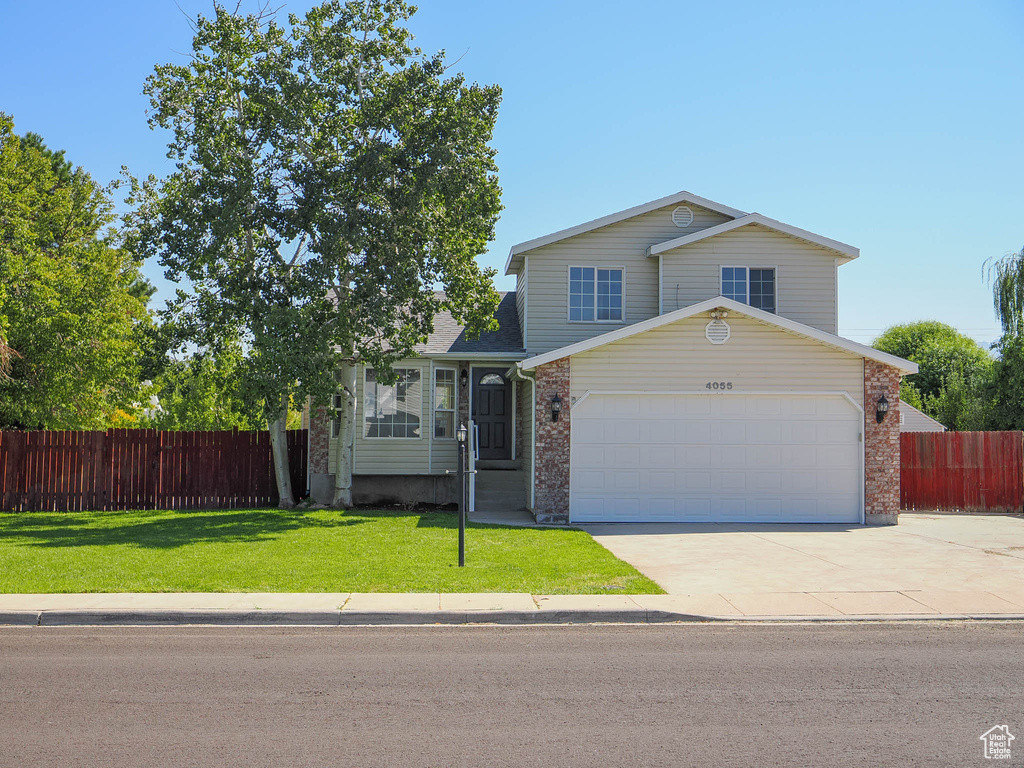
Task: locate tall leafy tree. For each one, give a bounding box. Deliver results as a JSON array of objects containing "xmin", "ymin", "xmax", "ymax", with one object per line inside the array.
[
  {"xmin": 989, "ymin": 333, "xmax": 1024, "ymax": 429},
  {"xmin": 987, "ymin": 245, "xmax": 1024, "ymax": 335},
  {"xmin": 133, "ymin": 1, "xmax": 502, "ymax": 507},
  {"xmin": 873, "ymin": 321, "xmax": 993, "ymax": 430},
  {"xmin": 0, "ymin": 115, "xmax": 148, "ymax": 429},
  {"xmin": 145, "ymin": 343, "xmax": 264, "ymax": 431},
  {"xmin": 873, "ymin": 321, "xmax": 993, "ymax": 399}
]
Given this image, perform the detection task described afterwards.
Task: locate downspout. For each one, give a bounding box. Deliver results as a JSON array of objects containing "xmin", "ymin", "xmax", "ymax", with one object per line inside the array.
[
  {"xmin": 509, "ymin": 363, "xmax": 536, "ymax": 509},
  {"xmin": 306, "ymin": 396, "xmax": 312, "ymax": 499}
]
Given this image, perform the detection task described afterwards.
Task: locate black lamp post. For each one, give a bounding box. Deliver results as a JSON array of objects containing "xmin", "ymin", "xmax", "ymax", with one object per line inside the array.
[
  {"xmin": 456, "ymin": 422, "xmax": 468, "ymax": 567},
  {"xmin": 551, "ymin": 393, "xmax": 562, "ymax": 422},
  {"xmin": 876, "ymin": 393, "xmax": 889, "ymax": 423}
]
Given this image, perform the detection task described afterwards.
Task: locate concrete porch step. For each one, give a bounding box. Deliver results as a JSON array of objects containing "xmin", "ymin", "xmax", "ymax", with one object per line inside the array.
[
  {"xmin": 474, "ymin": 469, "xmax": 528, "ymax": 512},
  {"xmin": 475, "ymin": 459, "xmax": 521, "ymax": 471}
]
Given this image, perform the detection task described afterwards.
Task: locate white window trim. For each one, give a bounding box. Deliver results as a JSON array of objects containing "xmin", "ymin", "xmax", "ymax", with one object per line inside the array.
[
  {"xmin": 720, "ymin": 265, "xmax": 778, "ymax": 314},
  {"xmin": 363, "ymin": 366, "xmax": 423, "ymax": 440},
  {"xmin": 566, "ymin": 264, "xmax": 627, "ymax": 323},
  {"xmin": 330, "ymin": 392, "xmax": 344, "ymax": 439},
  {"xmin": 433, "ymin": 366, "xmax": 458, "ymax": 441}
]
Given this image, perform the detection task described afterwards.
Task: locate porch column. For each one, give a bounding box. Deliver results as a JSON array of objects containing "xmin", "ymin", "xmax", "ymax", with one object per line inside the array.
[
  {"xmin": 864, "ymin": 359, "xmax": 902, "ymax": 525},
  {"xmin": 534, "ymin": 357, "xmax": 571, "ymax": 524},
  {"xmin": 308, "ymin": 401, "xmax": 334, "ymax": 504}
]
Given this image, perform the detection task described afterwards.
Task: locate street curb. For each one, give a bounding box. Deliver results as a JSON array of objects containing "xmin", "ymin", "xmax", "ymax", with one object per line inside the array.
[
  {"xmin": 2, "ymin": 610, "xmax": 1023, "ymax": 627},
  {"xmin": 39, "ymin": 610, "xmax": 342, "ymax": 626},
  {"xmin": 0, "ymin": 611, "xmax": 42, "ymax": 626}
]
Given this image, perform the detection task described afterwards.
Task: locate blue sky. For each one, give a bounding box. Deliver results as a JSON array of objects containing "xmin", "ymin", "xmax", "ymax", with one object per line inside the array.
[{"xmin": 3, "ymin": 0, "xmax": 1022, "ymax": 345}]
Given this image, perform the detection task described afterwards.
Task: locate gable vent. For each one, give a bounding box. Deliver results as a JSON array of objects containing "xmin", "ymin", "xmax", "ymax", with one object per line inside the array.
[
  {"xmin": 672, "ymin": 206, "xmax": 694, "ymax": 228},
  {"xmin": 705, "ymin": 318, "xmax": 731, "ymax": 345}
]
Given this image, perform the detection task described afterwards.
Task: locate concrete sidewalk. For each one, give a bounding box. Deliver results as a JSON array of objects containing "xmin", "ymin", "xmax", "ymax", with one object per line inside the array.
[{"xmin": 2, "ymin": 589, "xmax": 1024, "ymax": 625}]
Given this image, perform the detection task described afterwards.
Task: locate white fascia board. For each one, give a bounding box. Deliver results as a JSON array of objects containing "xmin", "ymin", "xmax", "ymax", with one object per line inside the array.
[
  {"xmin": 422, "ymin": 352, "xmax": 528, "ymax": 361},
  {"xmin": 646, "ymin": 213, "xmax": 860, "ymax": 261},
  {"xmin": 503, "ymin": 190, "xmax": 746, "ymax": 275},
  {"xmin": 517, "ymin": 296, "xmax": 917, "ymax": 375}
]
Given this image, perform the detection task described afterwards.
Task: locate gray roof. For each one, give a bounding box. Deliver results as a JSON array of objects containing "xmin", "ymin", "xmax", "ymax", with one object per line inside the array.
[{"xmin": 414, "ymin": 291, "xmax": 523, "ymax": 355}]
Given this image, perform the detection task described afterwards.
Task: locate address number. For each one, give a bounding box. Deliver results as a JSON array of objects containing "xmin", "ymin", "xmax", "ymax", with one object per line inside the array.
[{"xmin": 706, "ymin": 381, "xmax": 733, "ymax": 390}]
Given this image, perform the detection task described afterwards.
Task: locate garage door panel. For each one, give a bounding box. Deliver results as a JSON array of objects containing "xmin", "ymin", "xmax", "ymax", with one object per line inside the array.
[
  {"xmin": 647, "ymin": 471, "xmax": 677, "ymax": 492},
  {"xmin": 749, "ymin": 471, "xmax": 783, "ymax": 493},
  {"xmin": 570, "ymin": 393, "xmax": 861, "ymax": 524},
  {"xmin": 648, "ymin": 421, "xmax": 675, "ymax": 443},
  {"xmin": 681, "ymin": 421, "xmax": 712, "ymax": 443},
  {"xmin": 573, "ymin": 420, "xmax": 606, "ymax": 444},
  {"xmin": 610, "ymin": 421, "xmax": 641, "ymax": 443},
  {"xmin": 610, "ymin": 471, "xmax": 640, "ymax": 491},
  {"xmin": 719, "ymin": 422, "xmax": 748, "ymax": 444},
  {"xmin": 751, "ymin": 422, "xmax": 783, "ymax": 443}
]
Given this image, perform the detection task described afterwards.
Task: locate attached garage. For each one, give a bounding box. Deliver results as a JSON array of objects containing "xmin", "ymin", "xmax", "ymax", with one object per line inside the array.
[
  {"xmin": 570, "ymin": 392, "xmax": 862, "ymax": 523},
  {"xmin": 519, "ymin": 298, "xmax": 917, "ymax": 525}
]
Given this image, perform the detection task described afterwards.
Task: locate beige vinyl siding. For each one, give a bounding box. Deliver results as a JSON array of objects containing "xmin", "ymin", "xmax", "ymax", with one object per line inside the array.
[
  {"xmin": 570, "ymin": 313, "xmax": 864, "ymax": 409},
  {"xmin": 516, "ymin": 259, "xmax": 528, "ymax": 347},
  {"xmin": 660, "ymin": 225, "xmax": 838, "ymax": 333},
  {"xmin": 523, "ymin": 203, "xmax": 732, "ymax": 355},
  {"xmin": 329, "ymin": 360, "xmax": 431, "ymax": 475}
]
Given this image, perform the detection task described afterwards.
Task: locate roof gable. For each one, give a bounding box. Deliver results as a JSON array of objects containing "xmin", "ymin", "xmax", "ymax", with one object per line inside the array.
[
  {"xmin": 504, "ymin": 191, "xmax": 745, "ymax": 275},
  {"xmin": 518, "ymin": 297, "xmax": 916, "ymax": 374},
  {"xmin": 647, "ymin": 213, "xmax": 859, "ymax": 261}
]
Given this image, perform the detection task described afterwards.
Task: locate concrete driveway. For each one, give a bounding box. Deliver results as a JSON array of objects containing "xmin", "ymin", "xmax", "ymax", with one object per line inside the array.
[{"xmin": 583, "ymin": 513, "xmax": 1024, "ymax": 615}]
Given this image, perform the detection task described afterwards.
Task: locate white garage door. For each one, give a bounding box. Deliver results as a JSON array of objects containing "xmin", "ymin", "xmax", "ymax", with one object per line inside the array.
[{"xmin": 570, "ymin": 393, "xmax": 862, "ymax": 523}]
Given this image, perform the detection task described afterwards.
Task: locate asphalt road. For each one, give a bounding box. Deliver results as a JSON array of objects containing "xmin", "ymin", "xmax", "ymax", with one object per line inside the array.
[{"xmin": 1, "ymin": 623, "xmax": 1022, "ymax": 767}]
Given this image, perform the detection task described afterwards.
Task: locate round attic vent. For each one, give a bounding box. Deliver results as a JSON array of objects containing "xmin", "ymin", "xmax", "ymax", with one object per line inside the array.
[
  {"xmin": 672, "ymin": 206, "xmax": 694, "ymax": 228},
  {"xmin": 705, "ymin": 318, "xmax": 731, "ymax": 345}
]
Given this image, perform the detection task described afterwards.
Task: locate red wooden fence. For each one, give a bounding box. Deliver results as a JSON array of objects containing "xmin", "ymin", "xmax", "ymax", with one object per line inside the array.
[
  {"xmin": 0, "ymin": 429, "xmax": 308, "ymax": 512},
  {"xmin": 901, "ymin": 431, "xmax": 1024, "ymax": 513}
]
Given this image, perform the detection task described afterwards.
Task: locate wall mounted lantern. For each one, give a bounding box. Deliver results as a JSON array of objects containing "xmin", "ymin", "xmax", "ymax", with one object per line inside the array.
[
  {"xmin": 875, "ymin": 393, "xmax": 889, "ymax": 423},
  {"xmin": 551, "ymin": 393, "xmax": 562, "ymax": 422},
  {"xmin": 457, "ymin": 422, "xmax": 468, "ymax": 443},
  {"xmin": 460, "ymin": 369, "xmax": 469, "ymax": 388}
]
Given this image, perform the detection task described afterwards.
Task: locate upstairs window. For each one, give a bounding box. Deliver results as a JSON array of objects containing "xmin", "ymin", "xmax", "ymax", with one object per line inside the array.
[
  {"xmin": 721, "ymin": 267, "xmax": 776, "ymax": 313},
  {"xmin": 364, "ymin": 368, "xmax": 421, "ymax": 438},
  {"xmin": 569, "ymin": 266, "xmax": 623, "ymax": 322}
]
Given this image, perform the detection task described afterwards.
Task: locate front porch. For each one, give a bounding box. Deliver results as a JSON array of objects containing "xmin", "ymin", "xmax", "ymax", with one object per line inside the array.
[{"xmin": 307, "ymin": 357, "xmax": 533, "ymax": 514}]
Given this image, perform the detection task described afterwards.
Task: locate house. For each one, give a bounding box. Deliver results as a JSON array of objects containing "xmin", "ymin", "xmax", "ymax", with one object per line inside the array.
[
  {"xmin": 308, "ymin": 190, "xmax": 918, "ymax": 525},
  {"xmin": 900, "ymin": 402, "xmax": 946, "ymax": 432}
]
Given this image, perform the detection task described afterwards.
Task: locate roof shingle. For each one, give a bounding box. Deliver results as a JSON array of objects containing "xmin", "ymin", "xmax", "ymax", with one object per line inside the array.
[{"xmin": 414, "ymin": 291, "xmax": 523, "ymax": 355}]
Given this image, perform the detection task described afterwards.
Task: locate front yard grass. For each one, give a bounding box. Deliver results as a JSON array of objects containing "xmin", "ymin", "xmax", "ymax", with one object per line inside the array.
[{"xmin": 0, "ymin": 508, "xmax": 663, "ymax": 594}]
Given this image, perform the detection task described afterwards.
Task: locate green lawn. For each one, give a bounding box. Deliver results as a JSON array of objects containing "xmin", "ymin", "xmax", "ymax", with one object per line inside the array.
[{"xmin": 0, "ymin": 508, "xmax": 663, "ymax": 594}]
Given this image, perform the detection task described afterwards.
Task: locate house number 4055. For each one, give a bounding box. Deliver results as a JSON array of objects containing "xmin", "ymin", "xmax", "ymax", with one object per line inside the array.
[{"xmin": 706, "ymin": 381, "xmax": 733, "ymax": 390}]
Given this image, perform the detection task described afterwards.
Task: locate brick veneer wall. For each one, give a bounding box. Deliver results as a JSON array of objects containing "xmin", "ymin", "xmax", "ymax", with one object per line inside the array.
[
  {"xmin": 864, "ymin": 359, "xmax": 902, "ymax": 524},
  {"xmin": 533, "ymin": 358, "xmax": 571, "ymax": 523},
  {"xmin": 309, "ymin": 403, "xmax": 330, "ymax": 474}
]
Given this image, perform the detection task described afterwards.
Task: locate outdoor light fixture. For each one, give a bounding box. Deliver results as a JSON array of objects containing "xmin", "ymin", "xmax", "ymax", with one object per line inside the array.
[
  {"xmin": 457, "ymin": 423, "xmax": 468, "ymax": 443},
  {"xmin": 876, "ymin": 393, "xmax": 889, "ymax": 423},
  {"xmin": 460, "ymin": 369, "xmax": 469, "ymax": 388},
  {"xmin": 551, "ymin": 393, "xmax": 562, "ymax": 422}
]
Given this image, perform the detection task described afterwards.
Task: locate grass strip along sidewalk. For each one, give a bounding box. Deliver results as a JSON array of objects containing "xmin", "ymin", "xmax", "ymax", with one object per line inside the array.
[{"xmin": 0, "ymin": 508, "xmax": 663, "ymax": 595}]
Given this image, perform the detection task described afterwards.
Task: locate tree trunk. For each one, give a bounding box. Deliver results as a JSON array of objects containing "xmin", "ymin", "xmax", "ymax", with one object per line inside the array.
[
  {"xmin": 269, "ymin": 391, "xmax": 295, "ymax": 509},
  {"xmin": 332, "ymin": 360, "xmax": 357, "ymax": 508}
]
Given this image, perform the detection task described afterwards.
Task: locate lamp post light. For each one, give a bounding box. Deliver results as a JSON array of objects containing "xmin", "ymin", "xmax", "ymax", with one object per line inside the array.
[{"xmin": 456, "ymin": 422, "xmax": 468, "ymax": 567}]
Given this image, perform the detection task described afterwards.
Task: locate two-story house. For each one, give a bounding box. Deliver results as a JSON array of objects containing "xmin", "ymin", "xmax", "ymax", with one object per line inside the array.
[{"xmin": 307, "ymin": 191, "xmax": 917, "ymax": 525}]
